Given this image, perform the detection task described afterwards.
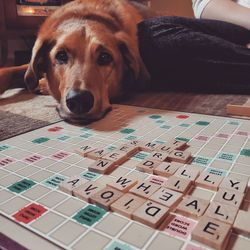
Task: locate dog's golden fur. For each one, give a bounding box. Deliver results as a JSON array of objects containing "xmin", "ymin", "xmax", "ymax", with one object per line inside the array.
[{"xmin": 0, "ymin": 0, "xmax": 154, "ymax": 123}]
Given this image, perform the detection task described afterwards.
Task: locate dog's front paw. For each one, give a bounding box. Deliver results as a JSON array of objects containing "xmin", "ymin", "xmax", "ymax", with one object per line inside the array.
[{"xmin": 37, "ymin": 77, "xmax": 50, "ymax": 95}]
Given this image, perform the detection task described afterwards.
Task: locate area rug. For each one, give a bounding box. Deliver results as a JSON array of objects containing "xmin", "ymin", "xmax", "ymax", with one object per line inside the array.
[{"xmin": 0, "ymin": 89, "xmax": 60, "ymax": 141}]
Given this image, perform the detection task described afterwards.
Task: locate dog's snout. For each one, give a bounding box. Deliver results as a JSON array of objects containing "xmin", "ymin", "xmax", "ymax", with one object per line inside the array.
[{"xmin": 66, "ymin": 89, "xmax": 94, "ymax": 115}]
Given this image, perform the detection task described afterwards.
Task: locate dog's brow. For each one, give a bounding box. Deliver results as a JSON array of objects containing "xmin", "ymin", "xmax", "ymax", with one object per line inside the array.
[
  {"xmin": 57, "ymin": 19, "xmax": 86, "ymax": 33},
  {"xmin": 55, "ymin": 12, "xmax": 121, "ymax": 34},
  {"xmin": 83, "ymin": 14, "xmax": 121, "ymax": 32}
]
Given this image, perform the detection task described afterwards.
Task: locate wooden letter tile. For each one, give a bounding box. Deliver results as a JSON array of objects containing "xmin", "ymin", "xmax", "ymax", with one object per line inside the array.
[
  {"xmin": 73, "ymin": 181, "xmax": 105, "ymax": 202},
  {"xmin": 153, "ymin": 162, "xmax": 183, "ymax": 177},
  {"xmin": 156, "ymin": 144, "xmax": 175, "ymax": 154},
  {"xmin": 58, "ymin": 176, "xmax": 89, "ymax": 195},
  {"xmin": 204, "ymin": 201, "xmax": 239, "ymax": 224},
  {"xmin": 149, "ymin": 187, "xmax": 183, "ymax": 208},
  {"xmin": 140, "ymin": 141, "xmax": 161, "ymax": 152},
  {"xmin": 195, "ymin": 172, "xmax": 224, "ymax": 191},
  {"xmin": 191, "ymin": 216, "xmax": 231, "ymax": 250},
  {"xmin": 213, "ymin": 188, "xmax": 244, "ymax": 208},
  {"xmin": 175, "ymin": 195, "xmax": 210, "ymax": 219},
  {"xmin": 127, "ymin": 140, "xmax": 141, "ymax": 146},
  {"xmin": 90, "ymin": 186, "xmax": 123, "ymax": 210},
  {"xmin": 167, "ymin": 150, "xmax": 192, "ymax": 164},
  {"xmin": 136, "ymin": 159, "xmax": 161, "ymax": 174},
  {"xmin": 219, "ymin": 177, "xmax": 247, "ymax": 193},
  {"xmin": 107, "ymin": 176, "xmax": 138, "ymax": 192},
  {"xmin": 165, "ymin": 176, "xmax": 192, "ymax": 193},
  {"xmin": 110, "ymin": 193, "xmax": 146, "ymax": 218},
  {"xmin": 117, "ymin": 144, "xmax": 139, "ymax": 156},
  {"xmin": 129, "ymin": 180, "xmax": 160, "ymax": 199},
  {"xmin": 233, "ymin": 210, "xmax": 250, "ymax": 237},
  {"xmin": 74, "ymin": 143, "xmax": 96, "ymax": 157},
  {"xmin": 85, "ymin": 148, "xmax": 111, "ymax": 160},
  {"xmin": 103, "ymin": 150, "xmax": 128, "ymax": 165},
  {"xmin": 174, "ymin": 166, "xmax": 200, "ymax": 182},
  {"xmin": 168, "ymin": 139, "xmax": 187, "ymax": 150},
  {"xmin": 133, "ymin": 200, "xmax": 169, "ymax": 229},
  {"xmin": 88, "ymin": 159, "xmax": 116, "ymax": 174},
  {"xmin": 148, "ymin": 151, "xmax": 169, "ymax": 161}
]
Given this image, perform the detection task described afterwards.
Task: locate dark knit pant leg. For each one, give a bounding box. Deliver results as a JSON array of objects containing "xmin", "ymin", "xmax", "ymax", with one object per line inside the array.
[{"xmin": 138, "ymin": 16, "xmax": 250, "ymax": 93}]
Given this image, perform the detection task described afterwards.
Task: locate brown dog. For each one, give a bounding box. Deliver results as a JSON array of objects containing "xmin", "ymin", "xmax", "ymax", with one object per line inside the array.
[{"xmin": 0, "ymin": 0, "xmax": 155, "ymax": 123}]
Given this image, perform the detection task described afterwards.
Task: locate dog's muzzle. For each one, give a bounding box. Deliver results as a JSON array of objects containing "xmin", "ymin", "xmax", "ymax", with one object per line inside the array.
[{"xmin": 66, "ymin": 89, "xmax": 94, "ymax": 115}]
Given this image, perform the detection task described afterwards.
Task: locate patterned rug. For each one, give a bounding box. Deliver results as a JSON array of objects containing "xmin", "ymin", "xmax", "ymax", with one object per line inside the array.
[
  {"xmin": 0, "ymin": 89, "xmax": 60, "ymax": 141},
  {"xmin": 0, "ymin": 89, "xmax": 249, "ymax": 141}
]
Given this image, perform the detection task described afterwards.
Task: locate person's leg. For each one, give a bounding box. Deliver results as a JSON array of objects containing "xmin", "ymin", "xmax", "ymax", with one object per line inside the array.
[
  {"xmin": 140, "ymin": 16, "xmax": 250, "ymax": 47},
  {"xmin": 137, "ymin": 16, "xmax": 250, "ymax": 93},
  {"xmin": 201, "ymin": 0, "xmax": 250, "ymax": 30}
]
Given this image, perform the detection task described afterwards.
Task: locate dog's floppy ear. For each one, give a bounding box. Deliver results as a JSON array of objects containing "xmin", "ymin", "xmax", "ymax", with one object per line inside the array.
[
  {"xmin": 115, "ymin": 31, "xmax": 150, "ymax": 90},
  {"xmin": 24, "ymin": 38, "xmax": 48, "ymax": 91}
]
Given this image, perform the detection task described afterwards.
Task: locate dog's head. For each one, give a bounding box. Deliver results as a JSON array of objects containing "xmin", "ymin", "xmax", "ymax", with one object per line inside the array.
[{"xmin": 25, "ymin": 7, "xmax": 149, "ymax": 124}]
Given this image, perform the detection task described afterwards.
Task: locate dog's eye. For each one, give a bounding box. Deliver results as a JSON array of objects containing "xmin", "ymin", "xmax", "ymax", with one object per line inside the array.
[
  {"xmin": 55, "ymin": 50, "xmax": 68, "ymax": 64},
  {"xmin": 97, "ymin": 52, "xmax": 113, "ymax": 66}
]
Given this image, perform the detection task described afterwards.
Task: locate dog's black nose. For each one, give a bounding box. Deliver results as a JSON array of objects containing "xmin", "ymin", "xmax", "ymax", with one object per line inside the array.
[{"xmin": 66, "ymin": 89, "xmax": 94, "ymax": 115}]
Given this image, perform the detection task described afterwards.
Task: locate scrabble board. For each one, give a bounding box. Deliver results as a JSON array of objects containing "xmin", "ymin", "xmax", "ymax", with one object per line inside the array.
[{"xmin": 1, "ymin": 104, "xmax": 250, "ymax": 250}]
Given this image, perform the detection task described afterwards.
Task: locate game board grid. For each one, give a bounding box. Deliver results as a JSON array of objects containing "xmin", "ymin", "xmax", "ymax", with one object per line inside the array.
[
  {"xmin": 0, "ymin": 185, "xmax": 91, "ymax": 248},
  {"xmin": 0, "ymin": 175, "xmax": 189, "ymax": 250},
  {"xmin": 188, "ymin": 126, "xmax": 248, "ymax": 176},
  {"xmin": 0, "ymin": 120, "xmax": 249, "ymax": 179},
  {"xmin": 0, "ymin": 160, "xmax": 181, "ymax": 247},
  {"xmin": 1, "ymin": 105, "xmax": 250, "ymax": 250},
  {"xmin": 0, "ymin": 175, "xmax": 247, "ymax": 250},
  {"xmin": 0, "ymin": 112, "xmax": 188, "ymax": 171},
  {"xmin": 0, "ymin": 149, "xmax": 97, "ymax": 182},
  {"xmin": 0, "ymin": 107, "xmax": 249, "ymax": 182},
  {"xmin": 0, "ymin": 156, "xmax": 155, "ymax": 248}
]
